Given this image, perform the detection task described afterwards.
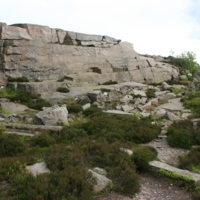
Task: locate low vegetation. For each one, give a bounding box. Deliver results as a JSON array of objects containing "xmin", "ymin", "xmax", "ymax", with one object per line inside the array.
[
  {"xmin": 56, "ymin": 87, "xmax": 70, "ymax": 93},
  {"xmin": 7, "ymin": 76, "xmax": 29, "ymax": 82},
  {"xmin": 102, "ymin": 80, "xmax": 118, "ymax": 85},
  {"xmin": 0, "ymin": 108, "xmax": 161, "ymax": 199},
  {"xmin": 170, "ymin": 51, "xmax": 198, "ymax": 74},
  {"xmin": 0, "ymin": 88, "xmax": 51, "ymax": 110},
  {"xmin": 166, "ymin": 120, "xmax": 200, "ymax": 149}
]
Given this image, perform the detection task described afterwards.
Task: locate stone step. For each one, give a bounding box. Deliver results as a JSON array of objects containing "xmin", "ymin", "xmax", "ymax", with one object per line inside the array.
[
  {"xmin": 6, "ymin": 131, "xmax": 34, "ymax": 137},
  {"xmin": 149, "ymin": 160, "xmax": 200, "ymax": 185}
]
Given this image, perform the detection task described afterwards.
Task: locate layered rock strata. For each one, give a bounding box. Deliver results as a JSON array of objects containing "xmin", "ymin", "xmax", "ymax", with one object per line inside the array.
[{"xmin": 0, "ymin": 22, "xmax": 179, "ymax": 88}]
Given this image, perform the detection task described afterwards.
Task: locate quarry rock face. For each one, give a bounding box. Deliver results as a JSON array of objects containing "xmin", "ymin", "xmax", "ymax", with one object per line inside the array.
[{"xmin": 0, "ymin": 22, "xmax": 179, "ymax": 87}]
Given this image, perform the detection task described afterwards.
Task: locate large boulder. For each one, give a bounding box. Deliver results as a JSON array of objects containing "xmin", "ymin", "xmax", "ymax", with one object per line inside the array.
[
  {"xmin": 33, "ymin": 104, "xmax": 68, "ymax": 125},
  {"xmin": 0, "ymin": 22, "xmax": 179, "ymax": 89}
]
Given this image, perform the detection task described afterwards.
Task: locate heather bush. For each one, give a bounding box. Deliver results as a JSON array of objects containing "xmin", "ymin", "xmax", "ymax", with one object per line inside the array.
[
  {"xmin": 82, "ymin": 115, "xmax": 160, "ymax": 143},
  {"xmin": 146, "ymin": 89, "xmax": 156, "ymax": 99},
  {"xmin": 30, "ymin": 131, "xmax": 56, "ymax": 148},
  {"xmin": 7, "ymin": 76, "xmax": 29, "ymax": 82},
  {"xmin": 131, "ymin": 146, "xmax": 157, "ymax": 172},
  {"xmin": 0, "ymin": 133, "xmax": 27, "ymax": 158},
  {"xmin": 57, "ymin": 87, "xmax": 70, "ymax": 93},
  {"xmin": 102, "ymin": 80, "xmax": 118, "ymax": 85},
  {"xmin": 166, "ymin": 120, "xmax": 200, "ymax": 149},
  {"xmin": 82, "ymin": 105, "xmax": 104, "ymax": 118},
  {"xmin": 9, "ymin": 166, "xmax": 94, "ymax": 200},
  {"xmin": 67, "ymin": 104, "xmax": 83, "ymax": 113}
]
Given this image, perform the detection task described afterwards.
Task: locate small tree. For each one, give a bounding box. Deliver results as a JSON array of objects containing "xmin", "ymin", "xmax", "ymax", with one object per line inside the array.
[{"xmin": 170, "ymin": 51, "xmax": 198, "ymax": 74}]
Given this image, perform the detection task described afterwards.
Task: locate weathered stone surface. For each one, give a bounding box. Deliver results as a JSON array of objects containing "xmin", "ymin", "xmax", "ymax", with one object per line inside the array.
[
  {"xmin": 0, "ymin": 23, "xmax": 32, "ymax": 40},
  {"xmin": 82, "ymin": 103, "xmax": 91, "ymax": 110},
  {"xmin": 158, "ymin": 93, "xmax": 176, "ymax": 104},
  {"xmin": 33, "ymin": 104, "xmax": 68, "ymax": 125},
  {"xmin": 0, "ymin": 102, "xmax": 29, "ymax": 114},
  {"xmin": 89, "ymin": 169, "xmax": 112, "ymax": 193},
  {"xmin": 104, "ymin": 110, "xmax": 133, "ymax": 116},
  {"xmin": 26, "ymin": 162, "xmax": 50, "ymax": 177},
  {"xmin": 0, "ymin": 22, "xmax": 179, "ymax": 88},
  {"xmin": 164, "ymin": 111, "xmax": 180, "ymax": 121},
  {"xmin": 149, "ymin": 160, "xmax": 200, "ymax": 186}
]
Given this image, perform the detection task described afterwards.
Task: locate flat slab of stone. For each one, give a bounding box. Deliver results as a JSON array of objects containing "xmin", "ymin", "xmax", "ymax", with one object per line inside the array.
[
  {"xmin": 26, "ymin": 162, "xmax": 50, "ymax": 177},
  {"xmin": 1, "ymin": 102, "xmax": 29, "ymax": 114},
  {"xmin": 104, "ymin": 110, "xmax": 133, "ymax": 116},
  {"xmin": 149, "ymin": 160, "xmax": 200, "ymax": 185},
  {"xmin": 157, "ymin": 98, "xmax": 184, "ymax": 111}
]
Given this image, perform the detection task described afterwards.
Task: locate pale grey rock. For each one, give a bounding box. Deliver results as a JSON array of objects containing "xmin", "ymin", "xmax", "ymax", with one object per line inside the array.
[
  {"xmin": 151, "ymin": 108, "xmax": 166, "ymax": 118},
  {"xmin": 162, "ymin": 82, "xmax": 171, "ymax": 89},
  {"xmin": 158, "ymin": 98, "xmax": 184, "ymax": 111},
  {"xmin": 158, "ymin": 93, "xmax": 176, "ymax": 104},
  {"xmin": 132, "ymin": 89, "xmax": 146, "ymax": 97},
  {"xmin": 26, "ymin": 162, "xmax": 50, "ymax": 177},
  {"xmin": 0, "ymin": 102, "xmax": 29, "ymax": 114},
  {"xmin": 150, "ymin": 98, "xmax": 158, "ymax": 106},
  {"xmin": 82, "ymin": 103, "xmax": 91, "ymax": 110},
  {"xmin": 120, "ymin": 95, "xmax": 133, "ymax": 104},
  {"xmin": 181, "ymin": 113, "xmax": 191, "ymax": 119},
  {"xmin": 150, "ymin": 160, "xmax": 200, "ymax": 186},
  {"xmin": 164, "ymin": 111, "xmax": 180, "ymax": 121},
  {"xmin": 155, "ymin": 91, "xmax": 168, "ymax": 97},
  {"xmin": 33, "ymin": 104, "xmax": 68, "ymax": 125},
  {"xmin": 120, "ymin": 148, "xmax": 133, "ymax": 155},
  {"xmin": 139, "ymin": 112, "xmax": 150, "ymax": 117},
  {"xmin": 122, "ymin": 105, "xmax": 134, "ymax": 112},
  {"xmin": 93, "ymin": 167, "xmax": 107, "ymax": 176},
  {"xmin": 1, "ymin": 23, "xmax": 32, "ymax": 40},
  {"xmin": 104, "ymin": 110, "xmax": 133, "ymax": 116},
  {"xmin": 0, "ymin": 23, "xmax": 179, "ymax": 88},
  {"xmin": 179, "ymin": 75, "xmax": 187, "ymax": 80},
  {"xmin": 89, "ymin": 169, "xmax": 112, "ymax": 193},
  {"xmin": 141, "ymin": 101, "xmax": 152, "ymax": 110}
]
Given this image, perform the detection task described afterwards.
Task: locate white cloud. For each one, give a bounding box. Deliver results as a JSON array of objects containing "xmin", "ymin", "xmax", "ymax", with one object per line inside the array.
[{"xmin": 0, "ymin": 0, "xmax": 199, "ymax": 63}]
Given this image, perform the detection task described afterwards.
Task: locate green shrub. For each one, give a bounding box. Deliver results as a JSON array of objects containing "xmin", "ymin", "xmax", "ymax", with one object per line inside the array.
[
  {"xmin": 170, "ymin": 51, "xmax": 198, "ymax": 74},
  {"xmin": 102, "ymin": 80, "xmax": 118, "ymax": 85},
  {"xmin": 178, "ymin": 147, "xmax": 200, "ymax": 171},
  {"xmin": 146, "ymin": 89, "xmax": 156, "ymax": 99},
  {"xmin": 0, "ymin": 133, "xmax": 27, "ymax": 157},
  {"xmin": 166, "ymin": 120, "xmax": 200, "ymax": 149},
  {"xmin": 67, "ymin": 104, "xmax": 83, "ymax": 113},
  {"xmin": 82, "ymin": 115, "xmax": 160, "ymax": 143},
  {"xmin": 57, "ymin": 87, "xmax": 70, "ymax": 93},
  {"xmin": 82, "ymin": 105, "xmax": 104, "ymax": 118},
  {"xmin": 0, "ymin": 89, "xmax": 51, "ymax": 111},
  {"xmin": 9, "ymin": 166, "xmax": 94, "ymax": 200},
  {"xmin": 131, "ymin": 146, "xmax": 157, "ymax": 172},
  {"xmin": 30, "ymin": 131, "xmax": 56, "ymax": 148},
  {"xmin": 7, "ymin": 76, "xmax": 29, "ymax": 82},
  {"xmin": 99, "ymin": 88, "xmax": 111, "ymax": 93}
]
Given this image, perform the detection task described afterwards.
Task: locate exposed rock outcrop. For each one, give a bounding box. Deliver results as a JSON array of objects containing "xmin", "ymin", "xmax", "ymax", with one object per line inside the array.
[
  {"xmin": 0, "ymin": 22, "xmax": 179, "ymax": 89},
  {"xmin": 33, "ymin": 104, "xmax": 68, "ymax": 125}
]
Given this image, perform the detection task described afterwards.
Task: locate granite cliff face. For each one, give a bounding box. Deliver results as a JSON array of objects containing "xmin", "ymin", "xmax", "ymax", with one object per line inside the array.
[{"xmin": 0, "ymin": 22, "xmax": 179, "ymax": 88}]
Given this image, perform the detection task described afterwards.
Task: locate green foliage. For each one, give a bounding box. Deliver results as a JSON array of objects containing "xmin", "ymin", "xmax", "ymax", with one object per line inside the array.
[
  {"xmin": 57, "ymin": 87, "xmax": 70, "ymax": 93},
  {"xmin": 131, "ymin": 146, "xmax": 157, "ymax": 172},
  {"xmin": 182, "ymin": 90, "xmax": 200, "ymax": 117},
  {"xmin": 7, "ymin": 76, "xmax": 29, "ymax": 82},
  {"xmin": 30, "ymin": 131, "xmax": 56, "ymax": 148},
  {"xmin": 169, "ymin": 87, "xmax": 181, "ymax": 95},
  {"xmin": 178, "ymin": 147, "xmax": 200, "ymax": 172},
  {"xmin": 170, "ymin": 51, "xmax": 198, "ymax": 74},
  {"xmin": 67, "ymin": 104, "xmax": 83, "ymax": 113},
  {"xmin": 82, "ymin": 115, "xmax": 160, "ymax": 143},
  {"xmin": 82, "ymin": 105, "xmax": 104, "ymax": 118},
  {"xmin": 156, "ymin": 169, "xmax": 194, "ymax": 184},
  {"xmin": 9, "ymin": 166, "xmax": 94, "ymax": 200},
  {"xmin": 0, "ymin": 133, "xmax": 27, "ymax": 158},
  {"xmin": 99, "ymin": 88, "xmax": 111, "ymax": 93},
  {"xmin": 166, "ymin": 120, "xmax": 200, "ymax": 149},
  {"xmin": 146, "ymin": 89, "xmax": 156, "ymax": 99},
  {"xmin": 0, "ymin": 88, "xmax": 51, "ymax": 110},
  {"xmin": 102, "ymin": 80, "xmax": 118, "ymax": 85},
  {"xmin": 130, "ymin": 93, "xmax": 142, "ymax": 98}
]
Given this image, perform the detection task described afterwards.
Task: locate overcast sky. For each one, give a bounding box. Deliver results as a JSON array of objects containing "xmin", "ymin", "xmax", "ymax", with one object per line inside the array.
[{"xmin": 1, "ymin": 0, "xmax": 200, "ymax": 63}]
